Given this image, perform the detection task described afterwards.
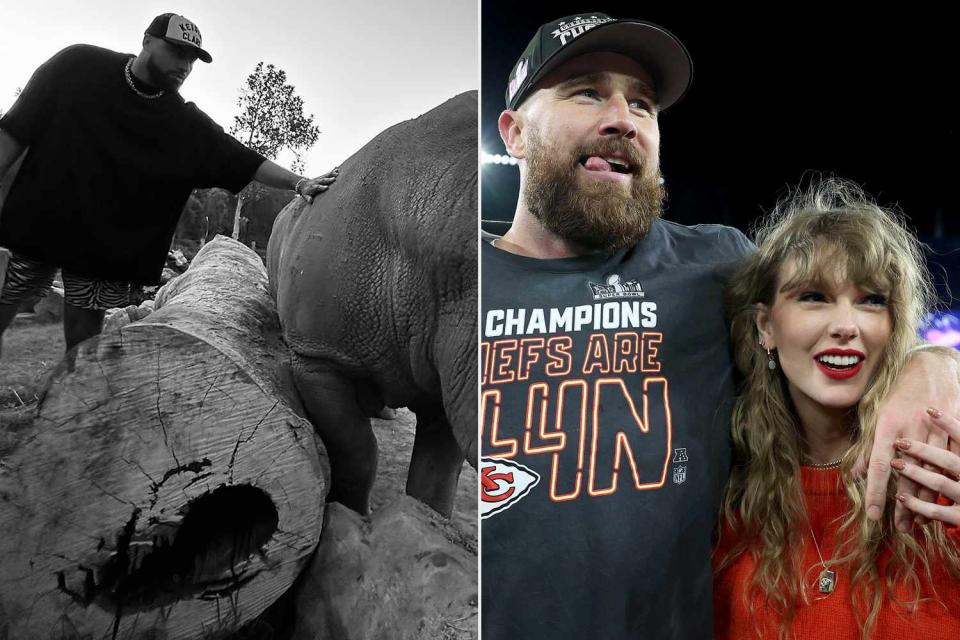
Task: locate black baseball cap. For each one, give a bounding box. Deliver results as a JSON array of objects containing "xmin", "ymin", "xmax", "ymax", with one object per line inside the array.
[
  {"xmin": 145, "ymin": 13, "xmax": 213, "ymax": 63},
  {"xmin": 505, "ymin": 13, "xmax": 692, "ymax": 112}
]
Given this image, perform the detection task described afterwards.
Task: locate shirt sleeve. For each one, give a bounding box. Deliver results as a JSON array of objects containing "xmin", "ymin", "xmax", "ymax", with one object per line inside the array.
[
  {"xmin": 188, "ymin": 104, "xmax": 267, "ymax": 193},
  {"xmin": 714, "ymin": 226, "xmax": 755, "ymax": 283},
  {"xmin": 0, "ymin": 45, "xmax": 79, "ymax": 145},
  {"xmin": 726, "ymin": 226, "xmax": 757, "ymax": 258}
]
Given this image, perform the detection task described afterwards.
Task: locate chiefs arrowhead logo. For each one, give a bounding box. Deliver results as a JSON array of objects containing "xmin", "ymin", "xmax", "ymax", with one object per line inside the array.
[{"xmin": 480, "ymin": 456, "xmax": 540, "ymax": 519}]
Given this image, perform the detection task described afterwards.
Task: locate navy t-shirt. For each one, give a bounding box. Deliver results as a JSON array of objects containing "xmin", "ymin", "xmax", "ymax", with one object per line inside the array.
[
  {"xmin": 480, "ymin": 219, "xmax": 754, "ymax": 639},
  {"xmin": 0, "ymin": 45, "xmax": 265, "ymax": 284}
]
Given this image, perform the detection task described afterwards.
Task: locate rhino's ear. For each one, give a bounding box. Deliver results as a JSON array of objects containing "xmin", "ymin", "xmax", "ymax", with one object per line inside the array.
[{"xmin": 498, "ymin": 110, "xmax": 526, "ymax": 161}]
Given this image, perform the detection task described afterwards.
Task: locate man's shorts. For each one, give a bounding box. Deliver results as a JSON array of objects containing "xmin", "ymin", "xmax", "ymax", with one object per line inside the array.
[{"xmin": 0, "ymin": 252, "xmax": 137, "ymax": 311}]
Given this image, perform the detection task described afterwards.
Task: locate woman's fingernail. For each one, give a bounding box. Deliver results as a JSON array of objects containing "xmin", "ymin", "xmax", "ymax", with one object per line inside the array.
[
  {"xmin": 927, "ymin": 407, "xmax": 943, "ymax": 419},
  {"xmin": 897, "ymin": 493, "xmax": 909, "ymax": 503},
  {"xmin": 891, "ymin": 458, "xmax": 906, "ymax": 470},
  {"xmin": 895, "ymin": 438, "xmax": 911, "ymax": 450}
]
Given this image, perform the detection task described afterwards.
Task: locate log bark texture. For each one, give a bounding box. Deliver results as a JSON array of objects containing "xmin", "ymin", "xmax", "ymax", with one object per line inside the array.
[{"xmin": 0, "ymin": 236, "xmax": 328, "ymax": 640}]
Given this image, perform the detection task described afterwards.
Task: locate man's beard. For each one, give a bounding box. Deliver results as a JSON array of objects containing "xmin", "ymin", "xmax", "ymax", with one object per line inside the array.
[
  {"xmin": 522, "ymin": 129, "xmax": 665, "ymax": 253},
  {"xmin": 145, "ymin": 57, "xmax": 184, "ymax": 92}
]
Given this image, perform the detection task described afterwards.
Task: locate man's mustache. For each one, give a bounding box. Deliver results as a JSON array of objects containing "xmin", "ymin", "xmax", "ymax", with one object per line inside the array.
[{"xmin": 568, "ymin": 140, "xmax": 645, "ymax": 175}]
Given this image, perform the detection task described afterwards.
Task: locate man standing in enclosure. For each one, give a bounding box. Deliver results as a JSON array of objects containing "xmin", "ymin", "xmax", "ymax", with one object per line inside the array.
[{"xmin": 0, "ymin": 12, "xmax": 335, "ymax": 358}]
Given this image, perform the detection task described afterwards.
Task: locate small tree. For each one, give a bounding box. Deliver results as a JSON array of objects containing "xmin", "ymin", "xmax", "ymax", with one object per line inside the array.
[
  {"xmin": 229, "ymin": 63, "xmax": 320, "ymax": 239},
  {"xmin": 231, "ymin": 63, "xmax": 319, "ymax": 160}
]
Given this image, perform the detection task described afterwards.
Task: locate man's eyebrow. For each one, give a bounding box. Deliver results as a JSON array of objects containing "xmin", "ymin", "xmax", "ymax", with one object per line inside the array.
[{"xmin": 557, "ymin": 72, "xmax": 656, "ymax": 100}]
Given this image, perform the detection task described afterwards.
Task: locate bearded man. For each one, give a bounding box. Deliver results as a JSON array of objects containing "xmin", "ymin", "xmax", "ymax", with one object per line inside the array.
[
  {"xmin": 0, "ymin": 13, "xmax": 336, "ymax": 358},
  {"xmin": 480, "ymin": 13, "xmax": 960, "ymax": 640}
]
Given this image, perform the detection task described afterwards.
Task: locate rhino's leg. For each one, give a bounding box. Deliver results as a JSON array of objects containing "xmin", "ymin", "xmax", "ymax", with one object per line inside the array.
[
  {"xmin": 292, "ymin": 359, "xmax": 377, "ymax": 515},
  {"xmin": 407, "ymin": 405, "xmax": 465, "ymax": 517}
]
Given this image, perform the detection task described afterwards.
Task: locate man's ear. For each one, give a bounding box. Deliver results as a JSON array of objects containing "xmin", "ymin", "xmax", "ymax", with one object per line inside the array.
[
  {"xmin": 755, "ymin": 303, "xmax": 775, "ymax": 349},
  {"xmin": 498, "ymin": 110, "xmax": 526, "ymax": 160}
]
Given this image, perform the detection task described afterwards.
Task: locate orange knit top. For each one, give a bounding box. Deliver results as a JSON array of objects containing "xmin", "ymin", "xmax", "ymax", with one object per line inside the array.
[{"xmin": 714, "ymin": 466, "xmax": 960, "ymax": 639}]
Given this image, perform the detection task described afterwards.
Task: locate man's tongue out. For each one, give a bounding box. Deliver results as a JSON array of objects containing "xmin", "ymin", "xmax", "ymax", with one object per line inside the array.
[{"xmin": 583, "ymin": 156, "xmax": 612, "ymax": 172}]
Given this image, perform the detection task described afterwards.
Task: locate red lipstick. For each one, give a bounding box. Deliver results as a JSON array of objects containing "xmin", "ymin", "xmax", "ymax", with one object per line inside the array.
[{"xmin": 813, "ymin": 348, "xmax": 865, "ymax": 380}]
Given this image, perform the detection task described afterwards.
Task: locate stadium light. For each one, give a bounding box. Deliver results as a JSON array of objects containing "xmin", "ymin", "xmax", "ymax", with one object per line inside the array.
[{"xmin": 481, "ymin": 150, "xmax": 518, "ymax": 166}]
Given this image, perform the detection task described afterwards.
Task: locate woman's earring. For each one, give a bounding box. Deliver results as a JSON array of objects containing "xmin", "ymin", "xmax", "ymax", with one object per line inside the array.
[{"xmin": 760, "ymin": 337, "xmax": 776, "ymax": 370}]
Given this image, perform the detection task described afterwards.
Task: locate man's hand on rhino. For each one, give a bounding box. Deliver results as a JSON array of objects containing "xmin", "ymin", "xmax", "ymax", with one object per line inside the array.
[{"xmin": 296, "ymin": 166, "xmax": 340, "ymax": 204}]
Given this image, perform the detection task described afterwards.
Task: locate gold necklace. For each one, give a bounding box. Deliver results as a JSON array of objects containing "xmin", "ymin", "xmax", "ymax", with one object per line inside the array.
[
  {"xmin": 808, "ymin": 522, "xmax": 837, "ymax": 594},
  {"xmin": 804, "ymin": 458, "xmax": 843, "ymax": 469}
]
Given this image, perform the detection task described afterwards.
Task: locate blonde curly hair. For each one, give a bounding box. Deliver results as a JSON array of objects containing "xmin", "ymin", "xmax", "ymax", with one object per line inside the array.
[{"xmin": 718, "ymin": 177, "xmax": 960, "ymax": 639}]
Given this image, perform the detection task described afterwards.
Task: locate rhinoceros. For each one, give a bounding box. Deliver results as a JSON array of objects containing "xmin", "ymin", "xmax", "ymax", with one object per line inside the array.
[{"xmin": 267, "ymin": 91, "xmax": 477, "ymax": 517}]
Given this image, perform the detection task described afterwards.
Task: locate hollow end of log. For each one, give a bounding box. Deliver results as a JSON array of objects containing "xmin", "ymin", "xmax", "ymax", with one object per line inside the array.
[{"xmin": 57, "ymin": 484, "xmax": 279, "ymax": 614}]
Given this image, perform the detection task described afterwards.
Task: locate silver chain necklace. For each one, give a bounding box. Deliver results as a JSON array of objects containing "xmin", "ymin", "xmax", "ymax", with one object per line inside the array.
[
  {"xmin": 124, "ymin": 59, "xmax": 164, "ymax": 99},
  {"xmin": 808, "ymin": 522, "xmax": 837, "ymax": 594}
]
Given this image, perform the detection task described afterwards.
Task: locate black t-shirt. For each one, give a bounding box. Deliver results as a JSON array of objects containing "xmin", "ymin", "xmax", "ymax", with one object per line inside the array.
[
  {"xmin": 480, "ymin": 219, "xmax": 754, "ymax": 640},
  {"xmin": 0, "ymin": 45, "xmax": 265, "ymax": 284}
]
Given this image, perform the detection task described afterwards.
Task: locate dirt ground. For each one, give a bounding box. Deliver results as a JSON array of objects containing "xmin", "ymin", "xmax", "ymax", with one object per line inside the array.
[
  {"xmin": 370, "ymin": 408, "xmax": 477, "ymax": 544},
  {"xmin": 0, "ymin": 315, "xmax": 478, "ymax": 544},
  {"xmin": 0, "ymin": 316, "xmax": 63, "ymax": 410}
]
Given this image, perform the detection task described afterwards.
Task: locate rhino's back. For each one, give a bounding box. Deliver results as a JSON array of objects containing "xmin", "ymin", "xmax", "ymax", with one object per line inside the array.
[{"xmin": 268, "ymin": 92, "xmax": 478, "ymax": 404}]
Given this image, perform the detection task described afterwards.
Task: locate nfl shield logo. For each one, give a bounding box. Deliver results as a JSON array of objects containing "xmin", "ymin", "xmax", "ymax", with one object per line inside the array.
[{"xmin": 673, "ymin": 465, "xmax": 687, "ymax": 484}]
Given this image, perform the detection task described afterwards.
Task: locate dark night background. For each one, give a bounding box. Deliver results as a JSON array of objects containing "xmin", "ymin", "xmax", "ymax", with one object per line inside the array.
[{"xmin": 481, "ymin": 4, "xmax": 959, "ymax": 309}]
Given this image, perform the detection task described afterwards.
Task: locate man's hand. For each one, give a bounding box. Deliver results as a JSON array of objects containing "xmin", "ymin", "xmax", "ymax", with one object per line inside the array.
[
  {"xmin": 296, "ymin": 166, "xmax": 339, "ymax": 204},
  {"xmin": 252, "ymin": 161, "xmax": 339, "ymax": 204},
  {"xmin": 865, "ymin": 348, "xmax": 960, "ymax": 530},
  {"xmin": 891, "ymin": 408, "xmax": 960, "ymax": 527}
]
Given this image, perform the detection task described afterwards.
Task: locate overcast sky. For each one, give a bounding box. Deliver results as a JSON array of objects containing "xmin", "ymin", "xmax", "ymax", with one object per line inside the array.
[{"xmin": 0, "ymin": 0, "xmax": 477, "ymax": 174}]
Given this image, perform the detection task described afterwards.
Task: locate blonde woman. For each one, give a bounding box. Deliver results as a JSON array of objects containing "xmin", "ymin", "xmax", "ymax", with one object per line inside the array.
[{"xmin": 714, "ymin": 178, "xmax": 960, "ymax": 639}]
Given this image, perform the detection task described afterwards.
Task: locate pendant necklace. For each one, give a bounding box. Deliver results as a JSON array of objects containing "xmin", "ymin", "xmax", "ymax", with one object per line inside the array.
[{"xmin": 808, "ymin": 522, "xmax": 837, "ymax": 594}]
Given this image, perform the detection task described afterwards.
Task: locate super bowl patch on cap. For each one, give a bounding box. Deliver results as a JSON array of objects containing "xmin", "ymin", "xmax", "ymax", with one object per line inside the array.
[
  {"xmin": 505, "ymin": 13, "xmax": 692, "ymax": 112},
  {"xmin": 549, "ymin": 14, "xmax": 615, "ymax": 45}
]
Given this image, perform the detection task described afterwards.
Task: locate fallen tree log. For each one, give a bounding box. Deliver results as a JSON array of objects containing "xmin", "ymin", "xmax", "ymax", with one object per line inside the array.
[{"xmin": 0, "ymin": 236, "xmax": 328, "ymax": 640}]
